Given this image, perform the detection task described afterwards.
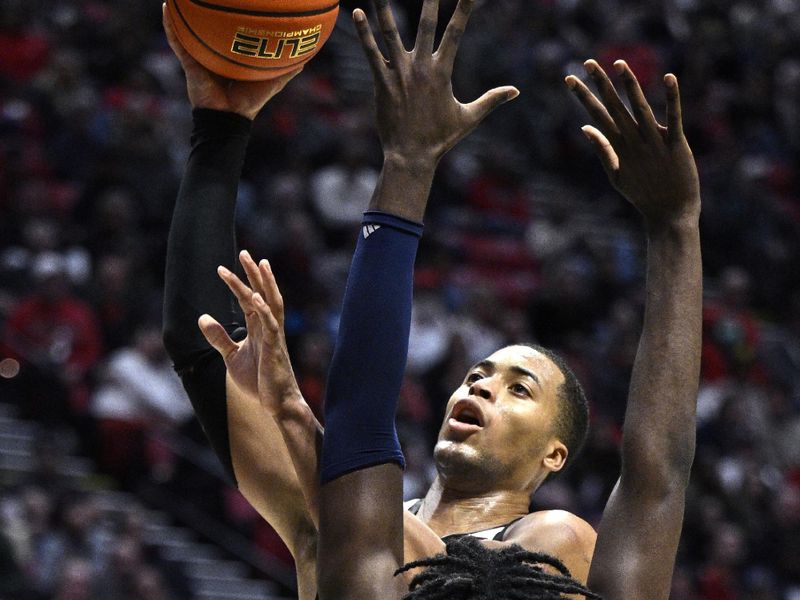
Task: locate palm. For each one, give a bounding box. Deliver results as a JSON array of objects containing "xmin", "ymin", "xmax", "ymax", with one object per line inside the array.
[
  {"xmin": 223, "ymin": 337, "xmax": 260, "ymax": 397},
  {"xmin": 613, "ymin": 138, "xmax": 699, "ymax": 221}
]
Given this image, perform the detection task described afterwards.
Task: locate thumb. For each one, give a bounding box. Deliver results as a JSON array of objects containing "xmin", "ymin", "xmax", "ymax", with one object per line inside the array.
[
  {"xmin": 198, "ymin": 314, "xmax": 238, "ymax": 360},
  {"xmin": 465, "ymin": 86, "xmax": 520, "ymax": 124},
  {"xmin": 581, "ymin": 125, "xmax": 620, "ymax": 181}
]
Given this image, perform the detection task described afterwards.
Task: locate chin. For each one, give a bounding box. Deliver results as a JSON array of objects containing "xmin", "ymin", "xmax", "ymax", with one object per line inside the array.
[{"xmin": 433, "ymin": 440, "xmax": 504, "ymax": 488}]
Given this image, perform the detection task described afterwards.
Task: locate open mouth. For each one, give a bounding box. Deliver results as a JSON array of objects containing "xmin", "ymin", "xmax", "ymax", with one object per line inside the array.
[{"xmin": 449, "ymin": 399, "xmax": 485, "ymax": 430}]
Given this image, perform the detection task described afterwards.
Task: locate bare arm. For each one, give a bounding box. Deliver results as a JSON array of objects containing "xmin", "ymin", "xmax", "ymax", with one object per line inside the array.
[{"xmin": 566, "ymin": 61, "xmax": 701, "ymax": 599}]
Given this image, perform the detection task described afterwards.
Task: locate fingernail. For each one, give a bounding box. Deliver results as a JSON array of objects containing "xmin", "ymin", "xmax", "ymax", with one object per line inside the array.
[
  {"xmin": 583, "ymin": 60, "xmax": 595, "ymax": 73},
  {"xmin": 218, "ymin": 266, "xmax": 230, "ymax": 275},
  {"xmin": 613, "ymin": 60, "xmax": 625, "ymax": 73},
  {"xmin": 580, "ymin": 126, "xmax": 593, "ymax": 141},
  {"xmin": 665, "ymin": 73, "xmax": 677, "ymax": 87},
  {"xmin": 353, "ymin": 9, "xmax": 365, "ymax": 23},
  {"xmin": 565, "ymin": 76, "xmax": 576, "ymax": 90},
  {"xmin": 508, "ymin": 88, "xmax": 520, "ymax": 100}
]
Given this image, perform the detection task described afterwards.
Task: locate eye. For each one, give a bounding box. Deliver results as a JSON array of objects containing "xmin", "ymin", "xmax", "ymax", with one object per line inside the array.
[
  {"xmin": 465, "ymin": 372, "xmax": 484, "ymax": 384},
  {"xmin": 510, "ymin": 383, "xmax": 531, "ymax": 397}
]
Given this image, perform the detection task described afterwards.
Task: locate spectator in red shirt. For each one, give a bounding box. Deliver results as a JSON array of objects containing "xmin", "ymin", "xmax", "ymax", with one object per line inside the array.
[{"xmin": 3, "ymin": 254, "xmax": 102, "ymax": 425}]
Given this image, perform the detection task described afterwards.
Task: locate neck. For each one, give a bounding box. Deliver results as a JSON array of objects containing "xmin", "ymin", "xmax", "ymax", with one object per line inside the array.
[{"xmin": 417, "ymin": 477, "xmax": 532, "ymax": 537}]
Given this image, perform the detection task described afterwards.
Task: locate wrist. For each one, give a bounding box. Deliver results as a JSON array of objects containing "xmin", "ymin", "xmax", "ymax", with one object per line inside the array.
[
  {"xmin": 271, "ymin": 390, "xmax": 309, "ymax": 419},
  {"xmin": 645, "ymin": 213, "xmax": 700, "ymax": 242},
  {"xmin": 382, "ymin": 152, "xmax": 439, "ymax": 179},
  {"xmin": 369, "ymin": 154, "xmax": 438, "ymax": 223},
  {"xmin": 644, "ymin": 204, "xmax": 701, "ymax": 238},
  {"xmin": 192, "ymin": 108, "xmax": 253, "ymax": 136}
]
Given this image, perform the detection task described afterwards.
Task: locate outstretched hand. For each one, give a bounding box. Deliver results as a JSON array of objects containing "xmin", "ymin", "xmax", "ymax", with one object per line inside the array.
[
  {"xmin": 198, "ymin": 251, "xmax": 303, "ymax": 415},
  {"xmin": 354, "ymin": 0, "xmax": 519, "ymax": 167},
  {"xmin": 566, "ymin": 60, "xmax": 700, "ymax": 230},
  {"xmin": 163, "ymin": 3, "xmax": 302, "ymax": 120}
]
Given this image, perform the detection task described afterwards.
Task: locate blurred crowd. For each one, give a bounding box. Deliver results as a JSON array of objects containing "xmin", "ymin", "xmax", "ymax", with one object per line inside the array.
[
  {"xmin": 1, "ymin": 0, "xmax": 799, "ymax": 598},
  {"xmin": 1, "ymin": 461, "xmax": 185, "ymax": 600}
]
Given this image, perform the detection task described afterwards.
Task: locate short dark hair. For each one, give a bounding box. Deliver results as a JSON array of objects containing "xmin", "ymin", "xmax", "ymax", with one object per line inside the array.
[
  {"xmin": 396, "ymin": 535, "xmax": 601, "ymax": 599},
  {"xmin": 519, "ymin": 344, "xmax": 589, "ymax": 474}
]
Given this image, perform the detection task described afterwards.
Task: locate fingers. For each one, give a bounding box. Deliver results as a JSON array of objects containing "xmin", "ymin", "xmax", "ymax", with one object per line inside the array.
[
  {"xmin": 581, "ymin": 125, "xmax": 620, "ymax": 181},
  {"xmin": 162, "ymin": 2, "xmax": 194, "ymax": 68},
  {"xmin": 218, "ymin": 266, "xmax": 254, "ymax": 310},
  {"xmin": 436, "ymin": 0, "xmax": 475, "ymax": 72},
  {"xmin": 253, "ymin": 293, "xmax": 280, "ymax": 335},
  {"xmin": 565, "ymin": 75, "xmax": 619, "ymax": 139},
  {"xmin": 373, "ymin": 0, "xmax": 407, "ymax": 62},
  {"xmin": 217, "ymin": 265, "xmax": 262, "ymax": 338},
  {"xmin": 465, "ymin": 86, "xmax": 520, "ymax": 125},
  {"xmin": 198, "ymin": 314, "xmax": 238, "ymax": 359},
  {"xmin": 258, "ymin": 260, "xmax": 285, "ymax": 326},
  {"xmin": 353, "ymin": 9, "xmax": 388, "ymax": 81},
  {"xmin": 239, "ymin": 250, "xmax": 264, "ymax": 298},
  {"xmin": 664, "ymin": 73, "xmax": 684, "ymax": 143},
  {"xmin": 614, "ymin": 60, "xmax": 660, "ymax": 138},
  {"xmin": 227, "ymin": 251, "xmax": 285, "ymax": 328},
  {"xmin": 415, "ymin": 0, "xmax": 439, "ymax": 56},
  {"xmin": 583, "ymin": 60, "xmax": 636, "ymax": 135}
]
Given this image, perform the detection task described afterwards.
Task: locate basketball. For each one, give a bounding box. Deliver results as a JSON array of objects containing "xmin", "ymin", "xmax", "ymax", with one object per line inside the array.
[{"xmin": 165, "ymin": 0, "xmax": 339, "ymax": 81}]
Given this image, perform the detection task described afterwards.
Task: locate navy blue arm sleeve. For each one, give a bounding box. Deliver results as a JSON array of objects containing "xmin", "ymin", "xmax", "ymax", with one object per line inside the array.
[{"xmin": 320, "ymin": 212, "xmax": 423, "ymax": 484}]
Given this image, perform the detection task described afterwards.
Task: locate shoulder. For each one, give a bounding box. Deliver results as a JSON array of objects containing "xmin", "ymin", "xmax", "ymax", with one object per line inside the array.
[
  {"xmin": 512, "ymin": 509, "xmax": 595, "ymax": 537},
  {"xmin": 503, "ymin": 510, "xmax": 596, "ymax": 583}
]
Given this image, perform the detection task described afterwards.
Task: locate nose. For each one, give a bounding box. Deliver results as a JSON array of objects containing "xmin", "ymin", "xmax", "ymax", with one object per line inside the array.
[{"xmin": 469, "ymin": 378, "xmax": 493, "ymax": 401}]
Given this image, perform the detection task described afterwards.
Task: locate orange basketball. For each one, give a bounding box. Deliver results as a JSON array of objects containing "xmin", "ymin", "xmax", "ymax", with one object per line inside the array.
[{"xmin": 166, "ymin": 0, "xmax": 339, "ymax": 81}]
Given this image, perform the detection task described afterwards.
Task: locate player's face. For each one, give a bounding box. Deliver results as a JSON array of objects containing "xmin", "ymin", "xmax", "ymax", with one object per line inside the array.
[{"xmin": 433, "ymin": 345, "xmax": 568, "ymax": 492}]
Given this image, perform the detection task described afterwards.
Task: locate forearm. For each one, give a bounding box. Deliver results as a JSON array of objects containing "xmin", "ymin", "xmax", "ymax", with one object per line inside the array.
[
  {"xmin": 274, "ymin": 397, "xmax": 324, "ymax": 528},
  {"xmin": 623, "ymin": 215, "xmax": 702, "ymax": 484}
]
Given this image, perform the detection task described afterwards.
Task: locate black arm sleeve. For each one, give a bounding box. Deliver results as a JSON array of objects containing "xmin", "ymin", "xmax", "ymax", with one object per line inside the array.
[{"xmin": 162, "ymin": 108, "xmax": 252, "ymax": 485}]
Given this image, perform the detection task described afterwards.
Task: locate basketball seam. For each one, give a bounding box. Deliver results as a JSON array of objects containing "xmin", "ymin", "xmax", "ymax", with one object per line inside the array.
[
  {"xmin": 170, "ymin": 0, "xmax": 322, "ymax": 72},
  {"xmin": 188, "ymin": 0, "xmax": 339, "ymax": 18}
]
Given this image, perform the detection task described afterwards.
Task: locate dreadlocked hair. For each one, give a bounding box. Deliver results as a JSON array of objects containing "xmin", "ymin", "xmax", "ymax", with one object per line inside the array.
[{"xmin": 395, "ymin": 535, "xmax": 601, "ymax": 600}]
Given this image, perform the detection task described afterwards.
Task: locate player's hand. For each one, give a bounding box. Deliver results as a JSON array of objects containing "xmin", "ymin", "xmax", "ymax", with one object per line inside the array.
[
  {"xmin": 198, "ymin": 251, "xmax": 303, "ymax": 414},
  {"xmin": 566, "ymin": 60, "xmax": 700, "ymax": 231},
  {"xmin": 163, "ymin": 3, "xmax": 302, "ymax": 120},
  {"xmin": 354, "ymin": 0, "xmax": 519, "ymax": 167}
]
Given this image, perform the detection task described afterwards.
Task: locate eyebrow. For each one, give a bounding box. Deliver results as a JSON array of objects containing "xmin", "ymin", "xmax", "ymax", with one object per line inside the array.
[
  {"xmin": 468, "ymin": 360, "xmax": 542, "ymax": 388},
  {"xmin": 509, "ymin": 365, "xmax": 542, "ymax": 388}
]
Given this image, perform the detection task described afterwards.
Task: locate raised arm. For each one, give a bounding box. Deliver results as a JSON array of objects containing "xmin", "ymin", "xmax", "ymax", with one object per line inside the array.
[
  {"xmin": 566, "ymin": 61, "xmax": 701, "ymax": 599},
  {"xmin": 158, "ymin": 4, "xmax": 318, "ymax": 588},
  {"xmin": 316, "ymin": 1, "xmax": 517, "ymax": 597}
]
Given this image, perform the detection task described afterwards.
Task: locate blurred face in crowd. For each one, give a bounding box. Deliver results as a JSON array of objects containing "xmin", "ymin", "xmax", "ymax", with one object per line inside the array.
[{"xmin": 434, "ymin": 345, "xmax": 568, "ymax": 493}]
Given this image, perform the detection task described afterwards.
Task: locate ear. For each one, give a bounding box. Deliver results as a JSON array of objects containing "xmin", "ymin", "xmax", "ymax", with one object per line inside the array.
[{"xmin": 542, "ymin": 440, "xmax": 568, "ymax": 474}]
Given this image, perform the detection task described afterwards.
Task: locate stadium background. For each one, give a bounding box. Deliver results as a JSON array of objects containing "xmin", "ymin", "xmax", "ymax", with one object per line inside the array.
[{"xmin": 1, "ymin": 0, "xmax": 799, "ymax": 598}]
